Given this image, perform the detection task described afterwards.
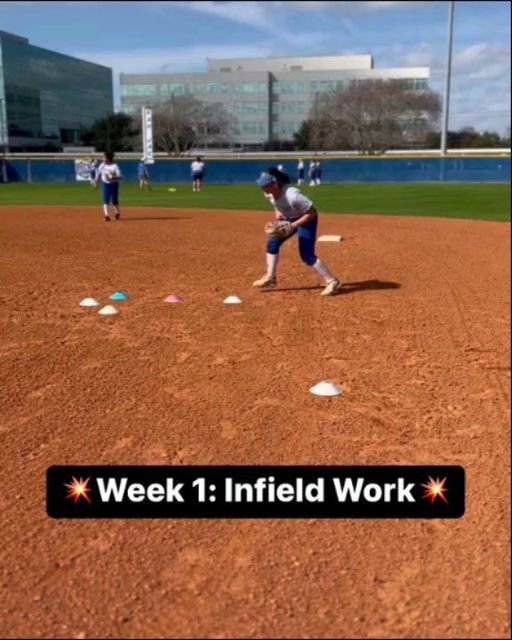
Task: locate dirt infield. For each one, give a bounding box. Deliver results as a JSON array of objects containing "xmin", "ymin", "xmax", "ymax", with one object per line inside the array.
[{"xmin": 0, "ymin": 205, "xmax": 510, "ymax": 639}]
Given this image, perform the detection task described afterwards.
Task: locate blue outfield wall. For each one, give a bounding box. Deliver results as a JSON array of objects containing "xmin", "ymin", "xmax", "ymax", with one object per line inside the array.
[{"xmin": 3, "ymin": 156, "xmax": 510, "ymax": 183}]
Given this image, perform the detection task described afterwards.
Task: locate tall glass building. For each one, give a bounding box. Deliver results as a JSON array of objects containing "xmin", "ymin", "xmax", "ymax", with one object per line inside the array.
[
  {"xmin": 0, "ymin": 31, "xmax": 113, "ymax": 151},
  {"xmin": 120, "ymin": 54, "xmax": 430, "ymax": 149}
]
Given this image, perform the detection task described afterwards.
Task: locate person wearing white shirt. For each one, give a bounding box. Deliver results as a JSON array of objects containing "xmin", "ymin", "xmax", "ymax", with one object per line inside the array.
[
  {"xmin": 297, "ymin": 158, "xmax": 304, "ymax": 185},
  {"xmin": 191, "ymin": 156, "xmax": 205, "ymax": 192},
  {"xmin": 315, "ymin": 160, "xmax": 322, "ymax": 185},
  {"xmin": 93, "ymin": 151, "xmax": 123, "ymax": 222},
  {"xmin": 308, "ymin": 160, "xmax": 316, "ymax": 186},
  {"xmin": 254, "ymin": 167, "xmax": 342, "ymax": 296}
]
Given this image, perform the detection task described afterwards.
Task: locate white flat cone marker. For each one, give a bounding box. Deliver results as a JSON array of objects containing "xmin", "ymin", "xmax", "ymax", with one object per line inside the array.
[
  {"xmin": 309, "ymin": 380, "xmax": 343, "ymax": 397},
  {"xmin": 80, "ymin": 298, "xmax": 99, "ymax": 307},
  {"xmin": 223, "ymin": 295, "xmax": 242, "ymax": 304},
  {"xmin": 98, "ymin": 305, "xmax": 119, "ymax": 316}
]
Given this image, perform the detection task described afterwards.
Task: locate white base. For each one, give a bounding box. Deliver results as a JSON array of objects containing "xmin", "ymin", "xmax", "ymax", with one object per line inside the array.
[{"xmin": 318, "ymin": 235, "xmax": 343, "ymax": 242}]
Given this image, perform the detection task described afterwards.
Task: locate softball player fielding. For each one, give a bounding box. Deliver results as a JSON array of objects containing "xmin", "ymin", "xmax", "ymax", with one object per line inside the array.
[{"xmin": 254, "ymin": 167, "xmax": 342, "ymax": 296}]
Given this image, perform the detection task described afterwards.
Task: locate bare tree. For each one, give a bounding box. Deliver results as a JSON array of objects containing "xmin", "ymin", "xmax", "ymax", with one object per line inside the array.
[
  {"xmin": 312, "ymin": 80, "xmax": 441, "ymax": 154},
  {"xmin": 142, "ymin": 95, "xmax": 235, "ymax": 155}
]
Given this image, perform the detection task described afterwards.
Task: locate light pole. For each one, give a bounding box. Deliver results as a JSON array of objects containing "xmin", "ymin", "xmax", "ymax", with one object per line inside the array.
[
  {"xmin": 440, "ymin": 0, "xmax": 454, "ymax": 155},
  {"xmin": 314, "ymin": 91, "xmax": 319, "ymax": 155}
]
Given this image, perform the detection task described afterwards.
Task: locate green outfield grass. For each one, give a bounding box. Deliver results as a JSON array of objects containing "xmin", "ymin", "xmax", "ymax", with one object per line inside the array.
[{"xmin": 0, "ymin": 182, "xmax": 510, "ymax": 221}]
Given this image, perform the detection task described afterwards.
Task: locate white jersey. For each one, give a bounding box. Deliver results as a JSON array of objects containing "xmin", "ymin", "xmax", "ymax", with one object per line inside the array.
[
  {"xmin": 191, "ymin": 161, "xmax": 205, "ymax": 174},
  {"xmin": 97, "ymin": 162, "xmax": 121, "ymax": 183},
  {"xmin": 297, "ymin": 160, "xmax": 304, "ymax": 170},
  {"xmin": 273, "ymin": 186, "xmax": 313, "ymax": 221}
]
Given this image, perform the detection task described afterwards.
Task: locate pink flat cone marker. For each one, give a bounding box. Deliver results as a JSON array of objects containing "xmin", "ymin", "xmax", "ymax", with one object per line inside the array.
[{"xmin": 164, "ymin": 294, "xmax": 182, "ymax": 303}]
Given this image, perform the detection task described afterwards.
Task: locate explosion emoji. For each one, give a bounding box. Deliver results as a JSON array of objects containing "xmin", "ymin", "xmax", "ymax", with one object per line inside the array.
[
  {"xmin": 421, "ymin": 476, "xmax": 448, "ymax": 504},
  {"xmin": 64, "ymin": 476, "xmax": 92, "ymax": 504}
]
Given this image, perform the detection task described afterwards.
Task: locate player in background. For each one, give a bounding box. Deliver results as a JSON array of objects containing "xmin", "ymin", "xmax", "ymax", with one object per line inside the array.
[
  {"xmin": 277, "ymin": 163, "xmax": 284, "ymax": 172},
  {"xmin": 297, "ymin": 158, "xmax": 304, "ymax": 185},
  {"xmin": 254, "ymin": 167, "xmax": 342, "ymax": 296},
  {"xmin": 308, "ymin": 160, "xmax": 316, "ymax": 186},
  {"xmin": 315, "ymin": 160, "xmax": 322, "ymax": 185},
  {"xmin": 89, "ymin": 157, "xmax": 100, "ymax": 188},
  {"xmin": 191, "ymin": 156, "xmax": 205, "ymax": 192},
  {"xmin": 137, "ymin": 158, "xmax": 151, "ymax": 190},
  {"xmin": 94, "ymin": 151, "xmax": 123, "ymax": 222}
]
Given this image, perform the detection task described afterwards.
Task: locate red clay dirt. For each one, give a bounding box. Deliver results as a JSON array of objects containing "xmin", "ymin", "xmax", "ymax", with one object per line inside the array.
[{"xmin": 0, "ymin": 205, "xmax": 510, "ymax": 639}]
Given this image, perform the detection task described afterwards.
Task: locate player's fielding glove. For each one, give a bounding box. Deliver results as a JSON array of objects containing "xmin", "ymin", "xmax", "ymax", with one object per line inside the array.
[{"xmin": 264, "ymin": 220, "xmax": 293, "ymax": 240}]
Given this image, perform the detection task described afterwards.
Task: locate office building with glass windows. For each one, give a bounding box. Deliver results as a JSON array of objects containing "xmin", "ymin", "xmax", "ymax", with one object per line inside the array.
[
  {"xmin": 120, "ymin": 54, "xmax": 429, "ymax": 148},
  {"xmin": 0, "ymin": 31, "xmax": 113, "ymax": 151}
]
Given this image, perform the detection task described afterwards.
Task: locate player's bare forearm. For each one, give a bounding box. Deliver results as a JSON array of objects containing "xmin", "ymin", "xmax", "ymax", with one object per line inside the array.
[{"xmin": 291, "ymin": 208, "xmax": 317, "ymax": 229}]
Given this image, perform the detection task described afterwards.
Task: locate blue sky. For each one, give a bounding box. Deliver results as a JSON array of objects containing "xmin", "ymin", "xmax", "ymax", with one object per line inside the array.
[{"xmin": 1, "ymin": 1, "xmax": 510, "ymax": 133}]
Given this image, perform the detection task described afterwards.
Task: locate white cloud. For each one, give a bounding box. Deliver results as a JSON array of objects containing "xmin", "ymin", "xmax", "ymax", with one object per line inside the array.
[
  {"xmin": 453, "ymin": 42, "xmax": 511, "ymax": 80},
  {"xmin": 172, "ymin": 1, "xmax": 276, "ymax": 32},
  {"xmin": 288, "ymin": 1, "xmax": 440, "ymax": 12},
  {"xmin": 168, "ymin": 1, "xmax": 328, "ymax": 46},
  {"xmin": 73, "ymin": 43, "xmax": 276, "ymax": 75},
  {"xmin": 371, "ymin": 40, "xmax": 510, "ymax": 133}
]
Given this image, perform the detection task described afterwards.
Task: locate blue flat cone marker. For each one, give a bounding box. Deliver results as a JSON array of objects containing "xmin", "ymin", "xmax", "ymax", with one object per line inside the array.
[
  {"xmin": 110, "ymin": 291, "xmax": 129, "ymax": 301},
  {"xmin": 164, "ymin": 294, "xmax": 182, "ymax": 303}
]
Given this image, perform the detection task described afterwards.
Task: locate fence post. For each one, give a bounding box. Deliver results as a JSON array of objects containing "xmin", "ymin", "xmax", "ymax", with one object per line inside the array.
[{"xmin": 27, "ymin": 159, "xmax": 32, "ymax": 183}]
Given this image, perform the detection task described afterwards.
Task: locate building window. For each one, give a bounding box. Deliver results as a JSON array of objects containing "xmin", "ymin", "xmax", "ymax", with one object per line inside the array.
[
  {"xmin": 233, "ymin": 82, "xmax": 267, "ymax": 93},
  {"xmin": 272, "ymin": 102, "xmax": 305, "ymax": 115},
  {"xmin": 220, "ymin": 67, "xmax": 232, "ymax": 72},
  {"xmin": 190, "ymin": 82, "xmax": 229, "ymax": 94},
  {"xmin": 230, "ymin": 102, "xmax": 267, "ymax": 114},
  {"xmin": 60, "ymin": 128, "xmax": 79, "ymax": 143},
  {"xmin": 165, "ymin": 83, "xmax": 187, "ymax": 96},
  {"xmin": 349, "ymin": 79, "xmax": 368, "ymax": 88},
  {"xmin": 391, "ymin": 78, "xmax": 429, "ymax": 90},
  {"xmin": 274, "ymin": 121, "xmax": 300, "ymax": 135},
  {"xmin": 241, "ymin": 121, "xmax": 267, "ymax": 134},
  {"xmin": 310, "ymin": 80, "xmax": 344, "ymax": 93},
  {"xmin": 290, "ymin": 66, "xmax": 303, "ymax": 71},
  {"xmin": 121, "ymin": 84, "xmax": 158, "ymax": 97},
  {"xmin": 414, "ymin": 78, "xmax": 428, "ymax": 90},
  {"xmin": 273, "ymin": 81, "xmax": 305, "ymax": 94},
  {"xmin": 121, "ymin": 104, "xmax": 140, "ymax": 115},
  {"xmin": 207, "ymin": 83, "xmax": 229, "ymax": 93}
]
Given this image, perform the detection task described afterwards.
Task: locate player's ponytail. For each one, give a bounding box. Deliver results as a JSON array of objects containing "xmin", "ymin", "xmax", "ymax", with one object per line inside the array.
[{"xmin": 267, "ymin": 166, "xmax": 290, "ymax": 186}]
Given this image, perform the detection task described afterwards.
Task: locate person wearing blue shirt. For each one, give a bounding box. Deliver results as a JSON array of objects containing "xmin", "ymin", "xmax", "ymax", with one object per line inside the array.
[{"xmin": 137, "ymin": 158, "xmax": 151, "ymax": 191}]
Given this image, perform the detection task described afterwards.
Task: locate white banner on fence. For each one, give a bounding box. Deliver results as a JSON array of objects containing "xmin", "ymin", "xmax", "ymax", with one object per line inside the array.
[
  {"xmin": 142, "ymin": 107, "xmax": 154, "ymax": 164},
  {"xmin": 74, "ymin": 159, "xmax": 95, "ymax": 182}
]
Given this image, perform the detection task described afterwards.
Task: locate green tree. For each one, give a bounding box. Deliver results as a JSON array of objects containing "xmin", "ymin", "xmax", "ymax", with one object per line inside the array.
[
  {"xmin": 83, "ymin": 113, "xmax": 138, "ymax": 152},
  {"xmin": 503, "ymin": 127, "xmax": 511, "ymax": 146},
  {"xmin": 473, "ymin": 130, "xmax": 505, "ymax": 148},
  {"xmin": 292, "ymin": 120, "xmax": 313, "ymax": 150}
]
